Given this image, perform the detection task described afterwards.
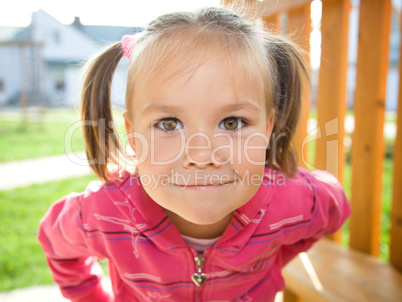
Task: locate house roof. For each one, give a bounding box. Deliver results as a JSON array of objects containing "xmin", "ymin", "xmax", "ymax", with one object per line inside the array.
[
  {"xmin": 0, "ymin": 26, "xmax": 26, "ymax": 41},
  {"xmin": 10, "ymin": 27, "xmax": 31, "ymax": 41},
  {"xmin": 0, "ymin": 12, "xmax": 143, "ymax": 45},
  {"xmin": 79, "ymin": 25, "xmax": 143, "ymax": 44},
  {"xmin": 70, "ymin": 16, "xmax": 143, "ymax": 44}
]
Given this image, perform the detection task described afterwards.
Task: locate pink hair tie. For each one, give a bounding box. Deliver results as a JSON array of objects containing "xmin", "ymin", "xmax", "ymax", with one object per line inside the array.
[{"xmin": 122, "ymin": 35, "xmax": 137, "ymax": 59}]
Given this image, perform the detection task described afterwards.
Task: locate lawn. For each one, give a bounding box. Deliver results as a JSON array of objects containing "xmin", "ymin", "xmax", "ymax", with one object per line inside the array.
[
  {"xmin": 0, "ymin": 174, "xmax": 98, "ymax": 292},
  {"xmin": 0, "ymin": 108, "xmax": 125, "ymax": 162}
]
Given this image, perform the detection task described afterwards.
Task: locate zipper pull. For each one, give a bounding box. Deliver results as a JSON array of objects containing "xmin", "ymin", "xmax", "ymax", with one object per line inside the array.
[{"xmin": 191, "ymin": 254, "xmax": 207, "ymax": 287}]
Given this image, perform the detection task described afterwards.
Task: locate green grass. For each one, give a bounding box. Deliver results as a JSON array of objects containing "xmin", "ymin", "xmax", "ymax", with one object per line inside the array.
[
  {"xmin": 0, "ymin": 120, "xmax": 84, "ymax": 162},
  {"xmin": 0, "ymin": 174, "xmax": 97, "ymax": 292},
  {"xmin": 0, "ymin": 108, "xmax": 125, "ymax": 162},
  {"xmin": 380, "ymin": 157, "xmax": 393, "ymax": 259},
  {"xmin": 0, "ymin": 109, "xmax": 84, "ymax": 162}
]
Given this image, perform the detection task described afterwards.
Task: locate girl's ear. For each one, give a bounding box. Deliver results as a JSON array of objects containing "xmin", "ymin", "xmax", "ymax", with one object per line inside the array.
[{"xmin": 123, "ymin": 112, "xmax": 136, "ymax": 153}]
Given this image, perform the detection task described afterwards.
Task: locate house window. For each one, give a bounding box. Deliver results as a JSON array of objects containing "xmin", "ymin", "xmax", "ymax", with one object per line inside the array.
[
  {"xmin": 0, "ymin": 79, "xmax": 4, "ymax": 92},
  {"xmin": 55, "ymin": 80, "xmax": 65, "ymax": 92}
]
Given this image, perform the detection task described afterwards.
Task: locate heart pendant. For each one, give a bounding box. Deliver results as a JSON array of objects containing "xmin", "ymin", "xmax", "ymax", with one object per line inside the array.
[{"xmin": 191, "ymin": 273, "xmax": 207, "ymax": 287}]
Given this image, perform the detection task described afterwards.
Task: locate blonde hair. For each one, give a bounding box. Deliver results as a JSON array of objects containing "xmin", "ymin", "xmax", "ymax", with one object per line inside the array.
[{"xmin": 80, "ymin": 7, "xmax": 309, "ymax": 180}]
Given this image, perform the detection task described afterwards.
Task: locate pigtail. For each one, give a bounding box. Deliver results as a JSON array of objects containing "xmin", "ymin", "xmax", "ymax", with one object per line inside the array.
[
  {"xmin": 264, "ymin": 36, "xmax": 310, "ymax": 177},
  {"xmin": 80, "ymin": 42, "xmax": 126, "ymax": 180}
]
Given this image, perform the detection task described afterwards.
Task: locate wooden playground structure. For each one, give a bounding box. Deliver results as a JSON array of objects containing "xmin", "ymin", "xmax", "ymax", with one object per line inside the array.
[{"xmin": 222, "ymin": 0, "xmax": 402, "ymax": 301}]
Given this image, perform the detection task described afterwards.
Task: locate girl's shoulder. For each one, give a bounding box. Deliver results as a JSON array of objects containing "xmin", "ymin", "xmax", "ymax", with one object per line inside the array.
[
  {"xmin": 267, "ymin": 167, "xmax": 348, "ymax": 211},
  {"xmin": 261, "ymin": 167, "xmax": 351, "ymax": 241},
  {"xmin": 270, "ymin": 167, "xmax": 343, "ymax": 194}
]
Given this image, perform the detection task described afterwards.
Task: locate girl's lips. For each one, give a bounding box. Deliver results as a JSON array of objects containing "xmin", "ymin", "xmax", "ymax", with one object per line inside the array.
[{"xmin": 172, "ymin": 182, "xmax": 233, "ymax": 190}]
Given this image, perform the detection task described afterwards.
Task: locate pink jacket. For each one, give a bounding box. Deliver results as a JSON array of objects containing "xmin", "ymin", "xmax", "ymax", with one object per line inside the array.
[{"xmin": 38, "ymin": 167, "xmax": 351, "ymax": 302}]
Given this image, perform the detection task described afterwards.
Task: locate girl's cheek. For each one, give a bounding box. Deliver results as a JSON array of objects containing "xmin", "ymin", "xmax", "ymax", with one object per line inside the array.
[
  {"xmin": 149, "ymin": 134, "xmax": 185, "ymax": 165},
  {"xmin": 230, "ymin": 133, "xmax": 268, "ymax": 168},
  {"xmin": 243, "ymin": 133, "xmax": 269, "ymax": 165}
]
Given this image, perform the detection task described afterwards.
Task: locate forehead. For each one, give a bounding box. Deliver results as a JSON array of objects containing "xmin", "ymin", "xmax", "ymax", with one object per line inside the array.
[
  {"xmin": 130, "ymin": 29, "xmax": 267, "ymax": 96},
  {"xmin": 137, "ymin": 55, "xmax": 266, "ymax": 117},
  {"xmin": 155, "ymin": 56, "xmax": 260, "ymax": 99}
]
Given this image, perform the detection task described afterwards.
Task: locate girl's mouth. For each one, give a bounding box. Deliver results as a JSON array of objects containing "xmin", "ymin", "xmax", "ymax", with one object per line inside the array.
[{"xmin": 172, "ymin": 182, "xmax": 233, "ymax": 190}]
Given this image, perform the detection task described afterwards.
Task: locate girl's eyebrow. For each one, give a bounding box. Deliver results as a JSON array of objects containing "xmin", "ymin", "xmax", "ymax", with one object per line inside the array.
[
  {"xmin": 141, "ymin": 104, "xmax": 182, "ymax": 117},
  {"xmin": 141, "ymin": 101, "xmax": 261, "ymax": 117},
  {"xmin": 220, "ymin": 102, "xmax": 261, "ymax": 114}
]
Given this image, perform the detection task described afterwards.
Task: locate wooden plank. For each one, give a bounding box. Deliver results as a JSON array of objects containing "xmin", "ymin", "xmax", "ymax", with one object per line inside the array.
[
  {"xmin": 283, "ymin": 289, "xmax": 303, "ymax": 302},
  {"xmin": 314, "ymin": 0, "xmax": 349, "ymax": 182},
  {"xmin": 349, "ymin": 0, "xmax": 391, "ymax": 256},
  {"xmin": 314, "ymin": 0, "xmax": 350, "ymax": 243},
  {"xmin": 287, "ymin": 5, "xmax": 311, "ymax": 171},
  {"xmin": 283, "ymin": 239, "xmax": 402, "ymax": 301},
  {"xmin": 390, "ymin": 13, "xmax": 402, "ymax": 273}
]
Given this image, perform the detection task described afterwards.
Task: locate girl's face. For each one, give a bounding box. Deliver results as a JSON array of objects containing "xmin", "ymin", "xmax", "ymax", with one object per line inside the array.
[{"xmin": 125, "ymin": 54, "xmax": 273, "ymax": 237}]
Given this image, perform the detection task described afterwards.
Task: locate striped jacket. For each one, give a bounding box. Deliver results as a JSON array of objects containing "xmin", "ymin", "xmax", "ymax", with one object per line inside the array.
[{"xmin": 37, "ymin": 167, "xmax": 351, "ymax": 302}]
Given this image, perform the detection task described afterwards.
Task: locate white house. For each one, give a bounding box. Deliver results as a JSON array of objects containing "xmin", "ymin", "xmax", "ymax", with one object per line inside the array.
[{"xmin": 0, "ymin": 10, "xmax": 142, "ymax": 107}]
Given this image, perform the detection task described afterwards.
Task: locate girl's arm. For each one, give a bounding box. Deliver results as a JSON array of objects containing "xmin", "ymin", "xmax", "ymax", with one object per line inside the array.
[
  {"xmin": 38, "ymin": 194, "xmax": 113, "ymax": 302},
  {"xmin": 280, "ymin": 169, "xmax": 352, "ymax": 266}
]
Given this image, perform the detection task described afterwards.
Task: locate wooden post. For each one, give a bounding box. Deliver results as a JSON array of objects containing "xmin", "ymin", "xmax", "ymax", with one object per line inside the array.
[
  {"xmin": 390, "ymin": 13, "xmax": 402, "ymax": 273},
  {"xmin": 315, "ymin": 0, "xmax": 349, "ymax": 182},
  {"xmin": 314, "ymin": 0, "xmax": 350, "ymax": 242},
  {"xmin": 287, "ymin": 4, "xmax": 312, "ymax": 170},
  {"xmin": 349, "ymin": 0, "xmax": 391, "ymax": 256}
]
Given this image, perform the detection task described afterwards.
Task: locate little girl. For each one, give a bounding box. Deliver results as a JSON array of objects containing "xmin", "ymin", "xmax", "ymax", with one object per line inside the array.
[{"xmin": 38, "ymin": 7, "xmax": 351, "ymax": 302}]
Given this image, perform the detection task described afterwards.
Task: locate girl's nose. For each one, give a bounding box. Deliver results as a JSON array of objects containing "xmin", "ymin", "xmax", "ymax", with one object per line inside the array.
[{"xmin": 182, "ymin": 132, "xmax": 223, "ymax": 169}]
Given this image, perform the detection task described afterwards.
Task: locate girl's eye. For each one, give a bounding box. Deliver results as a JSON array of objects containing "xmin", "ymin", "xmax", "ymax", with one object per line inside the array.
[
  {"xmin": 220, "ymin": 117, "xmax": 246, "ymax": 131},
  {"xmin": 155, "ymin": 118, "xmax": 183, "ymax": 131}
]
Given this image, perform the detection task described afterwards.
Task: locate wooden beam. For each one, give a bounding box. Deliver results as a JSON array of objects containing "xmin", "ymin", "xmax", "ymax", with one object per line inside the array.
[
  {"xmin": 390, "ymin": 12, "xmax": 402, "ymax": 273},
  {"xmin": 349, "ymin": 0, "xmax": 391, "ymax": 256},
  {"xmin": 314, "ymin": 0, "xmax": 349, "ymax": 182},
  {"xmin": 287, "ymin": 5, "xmax": 312, "ymax": 171}
]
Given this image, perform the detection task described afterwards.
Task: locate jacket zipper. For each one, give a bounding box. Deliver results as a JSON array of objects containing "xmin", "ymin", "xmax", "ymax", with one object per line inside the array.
[
  {"xmin": 192, "ymin": 253, "xmax": 206, "ymax": 286},
  {"xmin": 191, "ymin": 249, "xmax": 208, "ymax": 301}
]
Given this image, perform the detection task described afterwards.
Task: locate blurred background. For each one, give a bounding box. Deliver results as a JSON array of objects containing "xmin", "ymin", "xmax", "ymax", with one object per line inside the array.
[{"xmin": 0, "ymin": 0, "xmax": 401, "ymax": 300}]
